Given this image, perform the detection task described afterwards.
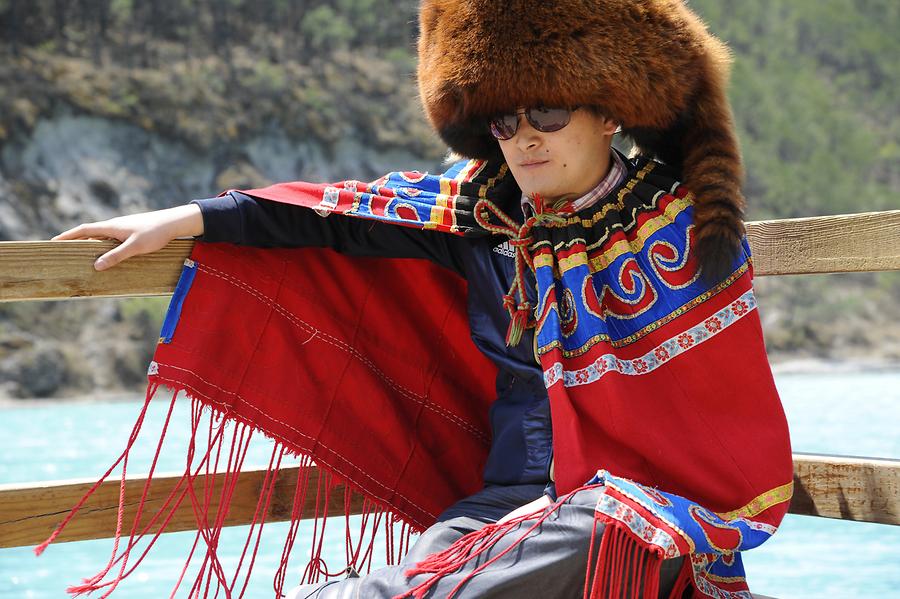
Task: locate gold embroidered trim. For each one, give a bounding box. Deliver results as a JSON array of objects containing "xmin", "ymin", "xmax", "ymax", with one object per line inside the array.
[
  {"xmin": 715, "ymin": 480, "xmax": 794, "ymax": 522},
  {"xmin": 584, "ymin": 194, "xmax": 693, "ymax": 263},
  {"xmin": 704, "ymin": 572, "xmax": 749, "ymax": 584},
  {"xmin": 483, "ymin": 162, "xmax": 509, "ymax": 199},
  {"xmin": 531, "ymin": 194, "xmax": 693, "ymax": 276}
]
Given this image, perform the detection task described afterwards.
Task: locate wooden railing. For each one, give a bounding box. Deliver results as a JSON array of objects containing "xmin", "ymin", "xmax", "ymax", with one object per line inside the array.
[
  {"xmin": 1, "ymin": 209, "xmax": 899, "ymax": 552},
  {"xmin": 3, "ymin": 210, "xmax": 899, "ymax": 303}
]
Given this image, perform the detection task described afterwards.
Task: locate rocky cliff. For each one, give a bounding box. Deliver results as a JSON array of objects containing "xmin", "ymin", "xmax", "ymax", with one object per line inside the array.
[{"xmin": 0, "ymin": 44, "xmax": 447, "ymax": 399}]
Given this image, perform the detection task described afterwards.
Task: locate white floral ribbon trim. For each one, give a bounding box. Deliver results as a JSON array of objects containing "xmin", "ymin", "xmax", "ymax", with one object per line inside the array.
[{"xmin": 544, "ymin": 290, "xmax": 757, "ymax": 387}]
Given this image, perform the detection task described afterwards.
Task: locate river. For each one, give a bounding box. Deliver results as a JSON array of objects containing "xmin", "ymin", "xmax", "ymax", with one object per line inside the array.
[{"xmin": 1, "ymin": 371, "xmax": 898, "ymax": 598}]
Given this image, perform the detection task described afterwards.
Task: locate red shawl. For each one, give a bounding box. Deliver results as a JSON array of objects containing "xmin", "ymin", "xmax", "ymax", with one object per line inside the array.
[{"xmin": 37, "ymin": 157, "xmax": 793, "ymax": 598}]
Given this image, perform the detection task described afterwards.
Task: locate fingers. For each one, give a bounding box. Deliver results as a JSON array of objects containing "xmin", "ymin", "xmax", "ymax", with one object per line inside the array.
[
  {"xmin": 51, "ymin": 221, "xmax": 133, "ymax": 271},
  {"xmin": 94, "ymin": 236, "xmax": 140, "ymax": 271},
  {"xmin": 52, "ymin": 222, "xmax": 122, "ymax": 241},
  {"xmin": 53, "ymin": 215, "xmax": 170, "ymax": 271}
]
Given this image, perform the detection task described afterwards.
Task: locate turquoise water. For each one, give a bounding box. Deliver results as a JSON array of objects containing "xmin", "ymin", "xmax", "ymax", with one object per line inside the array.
[{"xmin": 2, "ymin": 371, "xmax": 899, "ymax": 598}]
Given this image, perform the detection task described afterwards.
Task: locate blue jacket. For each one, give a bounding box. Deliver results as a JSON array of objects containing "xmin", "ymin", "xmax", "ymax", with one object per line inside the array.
[{"xmin": 193, "ymin": 192, "xmax": 555, "ymax": 506}]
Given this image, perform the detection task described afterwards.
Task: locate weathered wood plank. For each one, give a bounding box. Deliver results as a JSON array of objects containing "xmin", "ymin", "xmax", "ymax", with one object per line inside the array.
[
  {"xmin": 745, "ymin": 210, "xmax": 900, "ymax": 276},
  {"xmin": 790, "ymin": 453, "xmax": 900, "ymax": 526},
  {"xmin": 1, "ymin": 210, "xmax": 898, "ymax": 301},
  {"xmin": 1, "ymin": 453, "xmax": 897, "ymax": 549},
  {"xmin": 0, "ymin": 465, "xmax": 364, "ymax": 549},
  {"xmin": 0, "ymin": 239, "xmax": 192, "ymax": 301}
]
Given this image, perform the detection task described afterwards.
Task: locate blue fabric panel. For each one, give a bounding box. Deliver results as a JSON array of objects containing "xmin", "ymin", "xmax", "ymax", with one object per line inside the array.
[{"xmin": 158, "ymin": 258, "xmax": 198, "ymax": 344}]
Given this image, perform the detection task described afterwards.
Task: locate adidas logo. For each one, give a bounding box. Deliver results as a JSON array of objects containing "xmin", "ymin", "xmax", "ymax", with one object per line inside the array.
[{"xmin": 492, "ymin": 241, "xmax": 515, "ymax": 258}]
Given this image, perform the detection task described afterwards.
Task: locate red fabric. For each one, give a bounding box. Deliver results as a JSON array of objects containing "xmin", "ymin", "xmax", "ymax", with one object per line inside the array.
[
  {"xmin": 547, "ymin": 269, "xmax": 794, "ymax": 522},
  {"xmin": 38, "ymin": 159, "xmax": 793, "ymax": 599},
  {"xmin": 227, "ymin": 160, "xmax": 793, "ymax": 530},
  {"xmin": 152, "ymin": 242, "xmax": 497, "ymax": 530}
]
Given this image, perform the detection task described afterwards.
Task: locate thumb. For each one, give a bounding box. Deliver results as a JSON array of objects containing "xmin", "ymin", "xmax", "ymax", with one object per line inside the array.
[{"xmin": 94, "ymin": 237, "xmax": 139, "ymax": 271}]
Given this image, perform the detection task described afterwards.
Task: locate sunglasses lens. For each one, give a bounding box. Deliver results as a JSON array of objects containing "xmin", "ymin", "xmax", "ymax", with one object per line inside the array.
[
  {"xmin": 489, "ymin": 107, "xmax": 575, "ymax": 139},
  {"xmin": 490, "ymin": 114, "xmax": 518, "ymax": 140},
  {"xmin": 527, "ymin": 107, "xmax": 571, "ymax": 132}
]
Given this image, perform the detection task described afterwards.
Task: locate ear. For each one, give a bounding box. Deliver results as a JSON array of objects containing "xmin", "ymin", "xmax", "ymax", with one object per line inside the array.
[{"xmin": 598, "ymin": 116, "xmax": 619, "ymax": 137}]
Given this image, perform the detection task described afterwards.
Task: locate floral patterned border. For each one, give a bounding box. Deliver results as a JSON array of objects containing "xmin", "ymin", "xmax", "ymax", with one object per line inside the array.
[{"xmin": 543, "ymin": 290, "xmax": 757, "ymax": 388}]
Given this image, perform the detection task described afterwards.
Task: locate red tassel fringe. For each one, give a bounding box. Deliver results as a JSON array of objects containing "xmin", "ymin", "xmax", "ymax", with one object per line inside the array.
[
  {"xmin": 34, "ymin": 383, "xmax": 414, "ymax": 597},
  {"xmin": 395, "ymin": 485, "xmax": 669, "ymax": 599},
  {"xmin": 586, "ymin": 513, "xmax": 664, "ymax": 599},
  {"xmin": 34, "ymin": 383, "xmax": 681, "ymax": 599}
]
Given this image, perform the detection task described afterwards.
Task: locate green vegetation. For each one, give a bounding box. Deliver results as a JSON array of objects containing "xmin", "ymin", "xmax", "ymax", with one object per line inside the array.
[
  {"xmin": 0, "ymin": 0, "xmax": 438, "ymax": 156},
  {"xmin": 1, "ymin": 0, "xmax": 895, "ymax": 217},
  {"xmin": 688, "ymin": 0, "xmax": 900, "ymax": 369},
  {"xmin": 692, "ymin": 0, "xmax": 899, "ymax": 219}
]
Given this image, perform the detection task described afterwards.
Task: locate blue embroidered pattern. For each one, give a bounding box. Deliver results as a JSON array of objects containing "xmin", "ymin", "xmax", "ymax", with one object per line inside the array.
[{"xmin": 543, "ymin": 290, "xmax": 758, "ymax": 388}]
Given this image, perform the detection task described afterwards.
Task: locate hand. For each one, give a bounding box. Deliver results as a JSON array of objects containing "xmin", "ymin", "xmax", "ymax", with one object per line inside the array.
[
  {"xmin": 52, "ymin": 204, "xmax": 204, "ymax": 271},
  {"xmin": 496, "ymin": 494, "xmax": 552, "ymax": 525}
]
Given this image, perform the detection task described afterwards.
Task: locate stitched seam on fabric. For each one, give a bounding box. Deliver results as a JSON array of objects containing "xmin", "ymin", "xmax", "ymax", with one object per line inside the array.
[
  {"xmin": 198, "ymin": 263, "xmax": 489, "ymax": 443},
  {"xmin": 309, "ymin": 264, "xmax": 374, "ymax": 451},
  {"xmin": 200, "ymin": 263, "xmax": 486, "ymax": 440},
  {"xmin": 227, "ymin": 261, "xmax": 281, "ymax": 428},
  {"xmin": 154, "ymin": 370, "xmax": 435, "ymax": 526},
  {"xmin": 158, "ymin": 364, "xmax": 422, "ymax": 508},
  {"xmin": 156, "ymin": 367, "xmax": 412, "ymax": 506},
  {"xmin": 388, "ymin": 289, "xmax": 460, "ymax": 497}
]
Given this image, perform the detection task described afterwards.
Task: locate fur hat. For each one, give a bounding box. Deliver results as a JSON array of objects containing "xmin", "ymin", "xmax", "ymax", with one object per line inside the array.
[{"xmin": 417, "ymin": 0, "xmax": 745, "ymax": 281}]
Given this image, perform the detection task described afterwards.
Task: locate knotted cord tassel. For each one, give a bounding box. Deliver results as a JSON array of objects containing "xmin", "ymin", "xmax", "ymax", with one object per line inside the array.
[
  {"xmin": 505, "ymin": 303, "xmax": 532, "ymax": 347},
  {"xmin": 473, "ymin": 193, "xmax": 567, "ymax": 347}
]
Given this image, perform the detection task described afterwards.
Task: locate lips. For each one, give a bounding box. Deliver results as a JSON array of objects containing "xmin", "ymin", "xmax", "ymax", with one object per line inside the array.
[{"xmin": 520, "ymin": 160, "xmax": 549, "ymax": 168}]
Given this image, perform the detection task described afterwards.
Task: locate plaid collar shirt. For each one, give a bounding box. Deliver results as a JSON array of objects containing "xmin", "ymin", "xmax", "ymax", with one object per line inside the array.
[{"xmin": 520, "ymin": 150, "xmax": 626, "ymax": 217}]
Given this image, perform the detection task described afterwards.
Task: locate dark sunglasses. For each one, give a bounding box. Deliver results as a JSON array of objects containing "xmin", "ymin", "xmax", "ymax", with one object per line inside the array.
[{"xmin": 489, "ymin": 106, "xmax": 581, "ymax": 140}]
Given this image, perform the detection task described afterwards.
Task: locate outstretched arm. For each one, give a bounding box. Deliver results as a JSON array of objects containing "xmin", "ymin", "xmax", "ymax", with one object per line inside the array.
[
  {"xmin": 53, "ymin": 191, "xmax": 466, "ymax": 276},
  {"xmin": 53, "ymin": 160, "xmax": 490, "ymax": 274},
  {"xmin": 193, "ymin": 191, "xmax": 465, "ymax": 274},
  {"xmin": 53, "ymin": 204, "xmax": 204, "ymax": 271}
]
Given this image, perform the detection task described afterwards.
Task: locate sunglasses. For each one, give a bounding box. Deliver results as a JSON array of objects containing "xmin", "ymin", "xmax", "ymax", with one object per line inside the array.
[{"xmin": 489, "ymin": 106, "xmax": 581, "ymax": 140}]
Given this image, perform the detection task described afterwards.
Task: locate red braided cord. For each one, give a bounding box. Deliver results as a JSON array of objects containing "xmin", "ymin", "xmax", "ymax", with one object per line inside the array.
[{"xmin": 473, "ymin": 196, "xmax": 566, "ymax": 346}]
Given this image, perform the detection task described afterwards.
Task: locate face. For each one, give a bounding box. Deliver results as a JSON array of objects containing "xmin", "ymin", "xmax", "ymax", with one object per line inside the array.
[{"xmin": 495, "ymin": 108, "xmax": 618, "ymax": 205}]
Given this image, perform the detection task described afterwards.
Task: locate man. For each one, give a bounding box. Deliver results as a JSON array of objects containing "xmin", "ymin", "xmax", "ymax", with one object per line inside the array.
[{"xmin": 53, "ymin": 2, "xmax": 792, "ymax": 597}]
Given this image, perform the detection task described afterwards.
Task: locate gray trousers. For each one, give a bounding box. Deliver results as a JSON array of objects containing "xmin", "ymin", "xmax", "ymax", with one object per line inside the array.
[{"xmin": 285, "ymin": 486, "xmax": 686, "ymax": 598}]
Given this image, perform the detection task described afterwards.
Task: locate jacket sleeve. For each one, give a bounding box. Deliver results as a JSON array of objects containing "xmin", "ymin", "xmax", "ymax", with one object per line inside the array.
[
  {"xmin": 543, "ymin": 481, "xmax": 557, "ymax": 501},
  {"xmin": 191, "ymin": 191, "xmax": 466, "ymax": 277}
]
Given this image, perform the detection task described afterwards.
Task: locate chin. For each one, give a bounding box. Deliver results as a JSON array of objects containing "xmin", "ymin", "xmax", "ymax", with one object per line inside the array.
[
  {"xmin": 514, "ymin": 176, "xmax": 559, "ymax": 202},
  {"xmin": 525, "ymin": 187, "xmax": 557, "ymax": 203}
]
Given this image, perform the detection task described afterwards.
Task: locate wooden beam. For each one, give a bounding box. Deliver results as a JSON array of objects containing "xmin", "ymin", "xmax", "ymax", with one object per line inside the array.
[
  {"xmin": 0, "ymin": 239, "xmax": 192, "ymax": 302},
  {"xmin": 0, "ymin": 465, "xmax": 363, "ymax": 549},
  {"xmin": 790, "ymin": 453, "xmax": 900, "ymax": 526},
  {"xmin": 746, "ymin": 210, "xmax": 900, "ymax": 276},
  {"xmin": 1, "ymin": 210, "xmax": 898, "ymax": 302},
  {"xmin": 1, "ymin": 453, "xmax": 897, "ymax": 549}
]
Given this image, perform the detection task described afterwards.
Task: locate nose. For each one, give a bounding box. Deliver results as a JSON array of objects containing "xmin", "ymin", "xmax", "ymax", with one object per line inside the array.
[{"xmin": 514, "ymin": 116, "xmax": 542, "ymax": 151}]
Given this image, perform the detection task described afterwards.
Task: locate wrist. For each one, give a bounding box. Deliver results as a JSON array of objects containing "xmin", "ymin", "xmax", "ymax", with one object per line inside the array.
[{"xmin": 168, "ymin": 204, "xmax": 204, "ymax": 238}]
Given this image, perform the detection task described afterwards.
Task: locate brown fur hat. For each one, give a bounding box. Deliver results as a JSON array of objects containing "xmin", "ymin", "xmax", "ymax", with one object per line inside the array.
[{"xmin": 417, "ymin": 0, "xmax": 746, "ymax": 281}]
